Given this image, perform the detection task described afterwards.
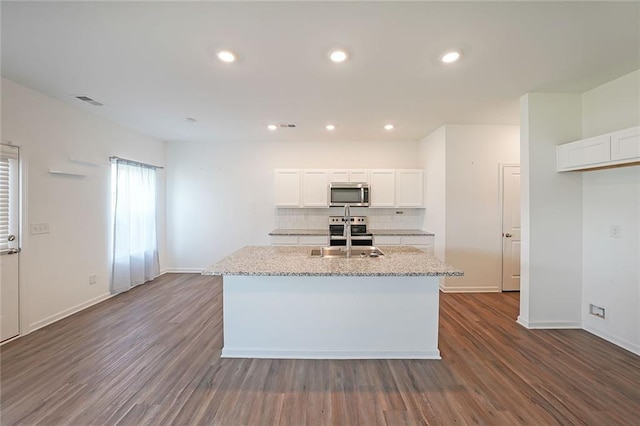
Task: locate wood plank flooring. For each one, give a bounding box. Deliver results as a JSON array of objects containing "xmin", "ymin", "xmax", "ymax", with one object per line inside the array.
[{"xmin": 1, "ymin": 273, "xmax": 639, "ymax": 425}]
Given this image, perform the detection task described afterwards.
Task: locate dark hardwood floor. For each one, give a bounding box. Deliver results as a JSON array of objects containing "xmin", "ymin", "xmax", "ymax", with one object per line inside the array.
[{"xmin": 1, "ymin": 273, "xmax": 639, "ymax": 425}]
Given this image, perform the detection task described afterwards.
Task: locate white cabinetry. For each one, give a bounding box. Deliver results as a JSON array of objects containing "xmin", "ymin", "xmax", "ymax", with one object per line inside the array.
[
  {"xmin": 274, "ymin": 169, "xmax": 301, "ymax": 206},
  {"xmin": 370, "ymin": 169, "xmax": 424, "ymax": 208},
  {"xmin": 370, "ymin": 170, "xmax": 396, "ymax": 207},
  {"xmin": 329, "ymin": 169, "xmax": 369, "ymax": 183},
  {"xmin": 557, "ymin": 126, "xmax": 640, "ymax": 172},
  {"xmin": 374, "ymin": 234, "xmax": 434, "ymax": 255},
  {"xmin": 301, "ymin": 170, "xmax": 329, "ymax": 207},
  {"xmin": 396, "ymin": 170, "xmax": 424, "ymax": 207},
  {"xmin": 271, "ymin": 235, "xmax": 328, "ymax": 246},
  {"xmin": 275, "ymin": 168, "xmax": 425, "ymax": 208},
  {"xmin": 611, "ymin": 127, "xmax": 640, "ymax": 161},
  {"xmin": 556, "ymin": 135, "xmax": 610, "ymax": 171}
]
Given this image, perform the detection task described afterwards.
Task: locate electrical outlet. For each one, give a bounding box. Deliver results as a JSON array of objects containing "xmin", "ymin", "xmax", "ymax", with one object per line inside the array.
[
  {"xmin": 89, "ymin": 273, "xmax": 98, "ymax": 285},
  {"xmin": 30, "ymin": 222, "xmax": 50, "ymax": 235},
  {"xmin": 610, "ymin": 225, "xmax": 621, "ymax": 238}
]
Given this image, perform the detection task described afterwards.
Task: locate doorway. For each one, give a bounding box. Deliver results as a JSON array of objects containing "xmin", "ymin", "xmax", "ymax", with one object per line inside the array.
[
  {"xmin": 501, "ymin": 165, "xmax": 521, "ymax": 291},
  {"xmin": 1, "ymin": 143, "xmax": 21, "ymax": 342}
]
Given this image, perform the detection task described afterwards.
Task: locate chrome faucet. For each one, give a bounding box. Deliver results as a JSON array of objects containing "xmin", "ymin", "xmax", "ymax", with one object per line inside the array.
[{"xmin": 343, "ymin": 204, "xmax": 351, "ymax": 257}]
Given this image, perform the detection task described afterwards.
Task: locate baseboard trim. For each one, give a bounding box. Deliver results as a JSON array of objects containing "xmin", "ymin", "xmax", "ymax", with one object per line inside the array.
[
  {"xmin": 583, "ymin": 325, "xmax": 640, "ymax": 357},
  {"xmin": 439, "ymin": 284, "xmax": 500, "ymax": 293},
  {"xmin": 160, "ymin": 268, "xmax": 203, "ymax": 274},
  {"xmin": 29, "ymin": 292, "xmax": 113, "ymax": 333},
  {"xmin": 221, "ymin": 348, "xmax": 441, "ymax": 360},
  {"xmin": 518, "ymin": 319, "xmax": 582, "ymax": 329}
]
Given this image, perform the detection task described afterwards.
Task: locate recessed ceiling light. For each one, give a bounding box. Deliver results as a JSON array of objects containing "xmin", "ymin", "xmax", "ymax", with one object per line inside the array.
[
  {"xmin": 217, "ymin": 50, "xmax": 236, "ymax": 63},
  {"xmin": 326, "ymin": 124, "xmax": 336, "ymax": 131},
  {"xmin": 441, "ymin": 50, "xmax": 461, "ymax": 64},
  {"xmin": 329, "ymin": 50, "xmax": 348, "ymax": 63},
  {"xmin": 267, "ymin": 124, "xmax": 278, "ymax": 131},
  {"xmin": 384, "ymin": 124, "xmax": 394, "ymax": 131}
]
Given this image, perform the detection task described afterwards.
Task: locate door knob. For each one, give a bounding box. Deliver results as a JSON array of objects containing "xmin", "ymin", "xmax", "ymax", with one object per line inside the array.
[
  {"xmin": 504, "ymin": 233, "xmax": 513, "ymax": 238},
  {"xmin": 7, "ymin": 234, "xmax": 15, "ymax": 241}
]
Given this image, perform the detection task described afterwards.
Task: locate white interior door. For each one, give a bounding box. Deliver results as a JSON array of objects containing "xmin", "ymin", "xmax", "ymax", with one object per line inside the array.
[
  {"xmin": 1, "ymin": 143, "xmax": 20, "ymax": 342},
  {"xmin": 501, "ymin": 165, "xmax": 521, "ymax": 291}
]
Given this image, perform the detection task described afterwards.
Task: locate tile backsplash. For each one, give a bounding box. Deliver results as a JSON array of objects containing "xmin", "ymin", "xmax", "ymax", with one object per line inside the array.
[{"xmin": 275, "ymin": 207, "xmax": 425, "ymax": 230}]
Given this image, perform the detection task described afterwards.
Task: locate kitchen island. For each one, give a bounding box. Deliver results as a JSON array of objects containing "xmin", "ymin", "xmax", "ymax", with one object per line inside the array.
[{"xmin": 203, "ymin": 246, "xmax": 462, "ymax": 360}]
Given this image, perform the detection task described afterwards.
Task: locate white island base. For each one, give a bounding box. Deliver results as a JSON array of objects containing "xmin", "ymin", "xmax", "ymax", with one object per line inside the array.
[{"xmin": 222, "ymin": 275, "xmax": 441, "ymax": 360}]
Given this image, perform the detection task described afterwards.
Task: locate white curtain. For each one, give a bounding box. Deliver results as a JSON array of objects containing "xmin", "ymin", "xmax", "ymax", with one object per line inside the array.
[{"xmin": 111, "ymin": 161, "xmax": 160, "ymax": 294}]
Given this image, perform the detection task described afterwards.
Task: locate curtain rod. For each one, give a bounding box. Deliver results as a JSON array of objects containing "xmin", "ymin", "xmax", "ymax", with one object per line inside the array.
[{"xmin": 109, "ymin": 156, "xmax": 164, "ymax": 170}]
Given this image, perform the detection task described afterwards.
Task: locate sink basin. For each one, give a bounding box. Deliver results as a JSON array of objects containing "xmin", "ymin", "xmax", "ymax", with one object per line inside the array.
[{"xmin": 310, "ymin": 246, "xmax": 385, "ymax": 258}]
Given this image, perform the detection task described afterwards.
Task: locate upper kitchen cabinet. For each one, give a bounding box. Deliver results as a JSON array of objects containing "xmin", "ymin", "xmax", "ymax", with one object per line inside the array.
[
  {"xmin": 556, "ymin": 135, "xmax": 611, "ymax": 171},
  {"xmin": 369, "ymin": 169, "xmax": 424, "ymax": 208},
  {"xmin": 396, "ymin": 169, "xmax": 424, "ymax": 207},
  {"xmin": 557, "ymin": 126, "xmax": 640, "ymax": 172},
  {"xmin": 611, "ymin": 126, "xmax": 640, "ymax": 162},
  {"xmin": 274, "ymin": 169, "xmax": 301, "ymax": 206},
  {"xmin": 329, "ymin": 169, "xmax": 369, "ymax": 183},
  {"xmin": 369, "ymin": 170, "xmax": 396, "ymax": 207},
  {"xmin": 301, "ymin": 170, "xmax": 329, "ymax": 207}
]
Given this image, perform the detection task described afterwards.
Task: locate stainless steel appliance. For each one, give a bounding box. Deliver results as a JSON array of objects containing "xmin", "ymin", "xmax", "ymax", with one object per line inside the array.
[
  {"xmin": 328, "ymin": 216, "xmax": 373, "ymax": 246},
  {"xmin": 329, "ymin": 182, "xmax": 369, "ymax": 207}
]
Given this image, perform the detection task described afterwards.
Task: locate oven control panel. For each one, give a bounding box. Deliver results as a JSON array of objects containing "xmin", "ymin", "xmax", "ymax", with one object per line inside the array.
[{"xmin": 329, "ymin": 216, "xmax": 367, "ymax": 224}]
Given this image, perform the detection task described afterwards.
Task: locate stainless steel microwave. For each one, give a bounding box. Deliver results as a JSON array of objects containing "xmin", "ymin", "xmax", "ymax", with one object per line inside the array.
[{"xmin": 329, "ymin": 182, "xmax": 370, "ymax": 207}]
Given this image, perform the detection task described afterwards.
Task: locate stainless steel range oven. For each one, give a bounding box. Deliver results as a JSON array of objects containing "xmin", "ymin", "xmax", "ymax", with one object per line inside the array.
[{"xmin": 328, "ymin": 216, "xmax": 373, "ymax": 247}]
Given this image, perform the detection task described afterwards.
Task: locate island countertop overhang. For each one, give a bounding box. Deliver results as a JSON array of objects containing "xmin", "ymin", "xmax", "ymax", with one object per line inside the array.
[{"xmin": 203, "ymin": 245, "xmax": 463, "ymax": 277}]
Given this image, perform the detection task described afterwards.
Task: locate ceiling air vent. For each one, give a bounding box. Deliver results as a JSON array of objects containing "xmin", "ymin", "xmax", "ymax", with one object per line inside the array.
[
  {"xmin": 279, "ymin": 124, "xmax": 296, "ymax": 128},
  {"xmin": 75, "ymin": 95, "xmax": 104, "ymax": 106}
]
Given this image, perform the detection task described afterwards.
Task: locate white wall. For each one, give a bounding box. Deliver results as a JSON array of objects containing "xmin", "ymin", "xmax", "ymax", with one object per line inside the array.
[
  {"xmin": 419, "ymin": 126, "xmax": 446, "ymax": 261},
  {"xmin": 519, "ymin": 93, "xmax": 583, "ymax": 328},
  {"xmin": 166, "ymin": 140, "xmax": 420, "ymax": 270},
  {"xmin": 582, "ymin": 70, "xmax": 640, "ymax": 138},
  {"xmin": 443, "ymin": 125, "xmax": 519, "ymax": 292},
  {"xmin": 581, "ymin": 70, "xmax": 640, "ymax": 354},
  {"xmin": 1, "ymin": 78, "xmax": 167, "ymax": 333},
  {"xmin": 419, "ymin": 124, "xmax": 519, "ymax": 292}
]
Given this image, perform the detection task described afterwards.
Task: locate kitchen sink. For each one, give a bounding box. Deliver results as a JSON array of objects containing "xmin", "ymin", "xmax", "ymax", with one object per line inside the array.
[{"xmin": 310, "ymin": 246, "xmax": 385, "ymax": 258}]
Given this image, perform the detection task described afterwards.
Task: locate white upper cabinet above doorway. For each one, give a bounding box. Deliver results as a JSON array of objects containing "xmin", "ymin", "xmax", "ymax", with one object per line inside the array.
[{"xmin": 557, "ymin": 126, "xmax": 640, "ymax": 172}]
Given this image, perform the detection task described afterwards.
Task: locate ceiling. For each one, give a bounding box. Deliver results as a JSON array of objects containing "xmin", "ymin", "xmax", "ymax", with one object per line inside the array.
[{"xmin": 2, "ymin": 1, "xmax": 639, "ymax": 143}]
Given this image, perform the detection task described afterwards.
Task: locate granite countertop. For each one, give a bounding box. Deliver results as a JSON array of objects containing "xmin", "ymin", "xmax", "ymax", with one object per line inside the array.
[
  {"xmin": 269, "ymin": 229, "xmax": 433, "ymax": 236},
  {"xmin": 203, "ymin": 246, "xmax": 463, "ymax": 277},
  {"xmin": 269, "ymin": 229, "xmax": 328, "ymax": 236}
]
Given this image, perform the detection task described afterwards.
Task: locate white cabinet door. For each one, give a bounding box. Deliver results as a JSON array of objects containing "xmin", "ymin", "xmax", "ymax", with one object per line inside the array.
[
  {"xmin": 274, "ymin": 169, "xmax": 301, "ymax": 207},
  {"xmin": 329, "ymin": 170, "xmax": 349, "ymax": 182},
  {"xmin": 271, "ymin": 235, "xmax": 299, "ymax": 245},
  {"xmin": 301, "ymin": 170, "xmax": 329, "ymax": 207},
  {"xmin": 329, "ymin": 169, "xmax": 369, "ymax": 183},
  {"xmin": 373, "ymin": 235, "xmax": 402, "ymax": 246},
  {"xmin": 370, "ymin": 170, "xmax": 396, "ymax": 207},
  {"xmin": 349, "ymin": 170, "xmax": 369, "ymax": 183},
  {"xmin": 610, "ymin": 126, "xmax": 640, "ymax": 161},
  {"xmin": 556, "ymin": 135, "xmax": 610, "ymax": 171},
  {"xmin": 396, "ymin": 169, "xmax": 424, "ymax": 207},
  {"xmin": 299, "ymin": 236, "xmax": 329, "ymax": 246}
]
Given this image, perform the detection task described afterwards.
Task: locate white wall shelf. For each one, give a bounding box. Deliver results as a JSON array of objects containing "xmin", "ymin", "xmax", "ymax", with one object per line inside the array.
[{"xmin": 48, "ymin": 169, "xmax": 86, "ymax": 177}]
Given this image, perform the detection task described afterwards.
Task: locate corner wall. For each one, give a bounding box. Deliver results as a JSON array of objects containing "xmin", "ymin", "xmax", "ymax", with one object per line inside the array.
[
  {"xmin": 1, "ymin": 78, "xmax": 167, "ymax": 334},
  {"xmin": 519, "ymin": 93, "xmax": 583, "ymax": 328},
  {"xmin": 581, "ymin": 70, "xmax": 640, "ymax": 354}
]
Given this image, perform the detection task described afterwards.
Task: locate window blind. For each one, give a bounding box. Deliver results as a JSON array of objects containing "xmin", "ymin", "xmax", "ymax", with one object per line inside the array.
[
  {"xmin": 0, "ymin": 145, "xmax": 18, "ymax": 251},
  {"xmin": 0, "ymin": 156, "xmax": 9, "ymax": 250}
]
